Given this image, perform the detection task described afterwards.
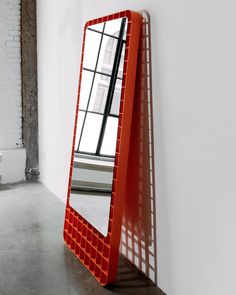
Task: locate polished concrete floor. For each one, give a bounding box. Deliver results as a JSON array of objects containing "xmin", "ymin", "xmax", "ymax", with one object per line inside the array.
[{"xmin": 0, "ymin": 182, "xmax": 166, "ymax": 295}]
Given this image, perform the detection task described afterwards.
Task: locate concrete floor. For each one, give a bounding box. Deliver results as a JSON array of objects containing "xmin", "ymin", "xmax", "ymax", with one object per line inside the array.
[{"xmin": 0, "ymin": 182, "xmax": 165, "ymax": 295}]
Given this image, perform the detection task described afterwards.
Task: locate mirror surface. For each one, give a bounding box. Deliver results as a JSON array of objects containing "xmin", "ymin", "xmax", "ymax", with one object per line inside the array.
[{"xmin": 69, "ymin": 17, "xmax": 127, "ymax": 236}]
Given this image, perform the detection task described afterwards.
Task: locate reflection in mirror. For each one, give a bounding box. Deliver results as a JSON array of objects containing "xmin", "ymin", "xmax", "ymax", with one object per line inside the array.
[{"xmin": 69, "ymin": 17, "xmax": 127, "ymax": 236}]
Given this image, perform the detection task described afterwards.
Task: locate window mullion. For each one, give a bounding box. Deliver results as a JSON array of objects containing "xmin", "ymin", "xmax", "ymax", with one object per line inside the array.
[{"xmin": 95, "ymin": 18, "xmax": 127, "ymax": 156}]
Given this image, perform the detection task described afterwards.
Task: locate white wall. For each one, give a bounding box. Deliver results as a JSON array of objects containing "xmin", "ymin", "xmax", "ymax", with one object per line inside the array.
[
  {"xmin": 37, "ymin": 1, "xmax": 236, "ymax": 294},
  {"xmin": 0, "ymin": 0, "xmax": 25, "ymax": 183}
]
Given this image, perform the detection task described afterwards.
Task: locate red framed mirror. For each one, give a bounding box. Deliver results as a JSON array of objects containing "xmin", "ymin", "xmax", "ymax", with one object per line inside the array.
[{"xmin": 64, "ymin": 10, "xmax": 142, "ymax": 285}]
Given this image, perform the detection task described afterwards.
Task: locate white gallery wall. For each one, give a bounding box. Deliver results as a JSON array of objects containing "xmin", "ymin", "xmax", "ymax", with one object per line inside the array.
[
  {"xmin": 0, "ymin": 0, "xmax": 26, "ymax": 183},
  {"xmin": 37, "ymin": 1, "xmax": 236, "ymax": 294}
]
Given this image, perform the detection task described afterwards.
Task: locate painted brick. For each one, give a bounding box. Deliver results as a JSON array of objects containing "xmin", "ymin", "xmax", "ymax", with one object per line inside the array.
[{"xmin": 0, "ymin": 0, "xmax": 22, "ymax": 150}]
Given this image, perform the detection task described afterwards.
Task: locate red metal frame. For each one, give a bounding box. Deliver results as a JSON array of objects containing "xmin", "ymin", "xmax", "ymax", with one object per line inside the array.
[{"xmin": 63, "ymin": 10, "xmax": 142, "ymax": 285}]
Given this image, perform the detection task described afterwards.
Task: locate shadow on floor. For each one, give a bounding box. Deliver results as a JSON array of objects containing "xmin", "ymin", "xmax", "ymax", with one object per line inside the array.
[
  {"xmin": 63, "ymin": 246, "xmax": 166, "ymax": 295},
  {"xmin": 108, "ymin": 255, "xmax": 166, "ymax": 294}
]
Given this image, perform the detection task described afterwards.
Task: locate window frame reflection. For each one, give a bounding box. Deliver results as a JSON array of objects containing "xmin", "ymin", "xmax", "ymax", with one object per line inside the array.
[{"xmin": 75, "ymin": 18, "xmax": 127, "ymax": 158}]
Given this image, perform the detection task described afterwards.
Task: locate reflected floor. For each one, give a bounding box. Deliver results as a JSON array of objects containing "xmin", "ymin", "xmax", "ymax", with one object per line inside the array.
[{"xmin": 70, "ymin": 190, "xmax": 111, "ymax": 236}]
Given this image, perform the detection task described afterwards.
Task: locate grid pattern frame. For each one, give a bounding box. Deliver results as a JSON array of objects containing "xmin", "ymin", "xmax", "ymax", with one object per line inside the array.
[{"xmin": 64, "ymin": 10, "xmax": 142, "ymax": 286}]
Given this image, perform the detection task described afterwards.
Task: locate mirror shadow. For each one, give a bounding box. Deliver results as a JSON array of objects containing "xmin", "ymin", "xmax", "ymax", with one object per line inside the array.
[
  {"xmin": 121, "ymin": 12, "xmax": 158, "ymax": 284},
  {"xmin": 63, "ymin": 247, "xmax": 166, "ymax": 294},
  {"xmin": 69, "ymin": 17, "xmax": 128, "ymax": 236}
]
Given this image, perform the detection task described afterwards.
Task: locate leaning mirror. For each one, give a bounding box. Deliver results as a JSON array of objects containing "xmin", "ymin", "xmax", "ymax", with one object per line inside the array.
[{"xmin": 64, "ymin": 10, "xmax": 142, "ymax": 285}]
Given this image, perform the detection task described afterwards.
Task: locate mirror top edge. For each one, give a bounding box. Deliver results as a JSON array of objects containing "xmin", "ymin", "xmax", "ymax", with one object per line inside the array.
[{"xmin": 84, "ymin": 10, "xmax": 142, "ymax": 29}]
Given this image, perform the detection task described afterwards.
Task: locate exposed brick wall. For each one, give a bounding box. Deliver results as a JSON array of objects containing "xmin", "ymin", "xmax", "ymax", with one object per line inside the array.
[{"xmin": 0, "ymin": 0, "xmax": 22, "ymax": 150}]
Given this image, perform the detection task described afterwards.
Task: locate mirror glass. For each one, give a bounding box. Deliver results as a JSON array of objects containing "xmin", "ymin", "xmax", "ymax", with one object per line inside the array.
[{"xmin": 69, "ymin": 17, "xmax": 128, "ymax": 236}]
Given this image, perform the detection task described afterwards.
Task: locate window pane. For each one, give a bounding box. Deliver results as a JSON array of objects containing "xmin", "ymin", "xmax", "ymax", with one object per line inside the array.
[
  {"xmin": 117, "ymin": 44, "xmax": 125, "ymax": 79},
  {"xmin": 104, "ymin": 18, "xmax": 122, "ymax": 36},
  {"xmin": 100, "ymin": 116, "xmax": 119, "ymax": 156},
  {"xmin": 97, "ymin": 35, "xmax": 118, "ymax": 76},
  {"xmin": 79, "ymin": 113, "xmax": 103, "ymax": 153},
  {"xmin": 79, "ymin": 70, "xmax": 93, "ymax": 110},
  {"xmin": 88, "ymin": 23, "xmax": 104, "ymax": 32},
  {"xmin": 75, "ymin": 111, "xmax": 85, "ymax": 150},
  {"xmin": 123, "ymin": 19, "xmax": 128, "ymax": 41},
  {"xmin": 110, "ymin": 81, "xmax": 122, "ymax": 116},
  {"xmin": 104, "ymin": 17, "xmax": 127, "ymax": 40},
  {"xmin": 83, "ymin": 29, "xmax": 102, "ymax": 70},
  {"xmin": 88, "ymin": 74, "xmax": 110, "ymax": 114}
]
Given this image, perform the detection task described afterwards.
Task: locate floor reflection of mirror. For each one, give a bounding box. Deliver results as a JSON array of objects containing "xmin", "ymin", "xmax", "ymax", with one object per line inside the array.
[
  {"xmin": 70, "ymin": 190, "xmax": 110, "ymax": 236},
  {"xmin": 70, "ymin": 154, "xmax": 113, "ymax": 236}
]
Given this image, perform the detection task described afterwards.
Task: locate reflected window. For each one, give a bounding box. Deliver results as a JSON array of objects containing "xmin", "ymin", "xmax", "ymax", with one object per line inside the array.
[{"xmin": 75, "ymin": 18, "xmax": 127, "ymax": 158}]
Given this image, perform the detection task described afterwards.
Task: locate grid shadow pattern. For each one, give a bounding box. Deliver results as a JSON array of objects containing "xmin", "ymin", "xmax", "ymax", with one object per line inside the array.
[{"xmin": 121, "ymin": 11, "xmax": 158, "ymax": 284}]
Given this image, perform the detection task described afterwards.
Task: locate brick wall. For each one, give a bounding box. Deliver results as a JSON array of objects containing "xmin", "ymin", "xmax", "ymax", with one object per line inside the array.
[{"xmin": 0, "ymin": 0, "xmax": 22, "ymax": 150}]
